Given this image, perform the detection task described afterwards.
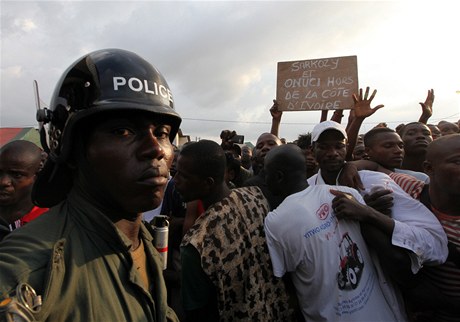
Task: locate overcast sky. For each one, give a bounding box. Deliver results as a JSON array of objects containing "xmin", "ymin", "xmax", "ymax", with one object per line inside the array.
[{"xmin": 1, "ymin": 0, "xmax": 459, "ymax": 144}]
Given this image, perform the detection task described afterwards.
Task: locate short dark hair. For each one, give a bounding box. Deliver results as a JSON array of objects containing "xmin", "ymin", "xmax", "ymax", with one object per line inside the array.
[
  {"xmin": 363, "ymin": 127, "xmax": 397, "ymax": 148},
  {"xmin": 399, "ymin": 122, "xmax": 429, "ymax": 137},
  {"xmin": 296, "ymin": 133, "xmax": 312, "ymax": 149},
  {"xmin": 179, "ymin": 140, "xmax": 226, "ymax": 183}
]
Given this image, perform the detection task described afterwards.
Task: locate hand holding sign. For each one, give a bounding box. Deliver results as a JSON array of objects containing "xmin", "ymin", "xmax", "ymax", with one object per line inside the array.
[{"xmin": 269, "ymin": 99, "xmax": 282, "ymax": 122}]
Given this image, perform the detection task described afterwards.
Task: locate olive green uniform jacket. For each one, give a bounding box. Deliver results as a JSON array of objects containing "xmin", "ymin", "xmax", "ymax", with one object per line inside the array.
[{"xmin": 0, "ymin": 189, "xmax": 178, "ymax": 322}]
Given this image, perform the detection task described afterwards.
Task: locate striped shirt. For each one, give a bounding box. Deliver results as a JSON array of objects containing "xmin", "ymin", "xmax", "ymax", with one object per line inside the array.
[
  {"xmin": 422, "ymin": 207, "xmax": 460, "ymax": 322},
  {"xmin": 389, "ymin": 172, "xmax": 425, "ymax": 200}
]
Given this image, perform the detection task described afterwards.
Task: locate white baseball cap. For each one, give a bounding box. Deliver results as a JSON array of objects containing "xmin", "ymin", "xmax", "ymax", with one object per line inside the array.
[{"xmin": 311, "ymin": 120, "xmax": 348, "ymax": 144}]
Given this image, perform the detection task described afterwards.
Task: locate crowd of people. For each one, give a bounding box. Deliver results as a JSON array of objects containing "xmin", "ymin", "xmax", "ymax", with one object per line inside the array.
[{"xmin": 0, "ymin": 48, "xmax": 459, "ymax": 322}]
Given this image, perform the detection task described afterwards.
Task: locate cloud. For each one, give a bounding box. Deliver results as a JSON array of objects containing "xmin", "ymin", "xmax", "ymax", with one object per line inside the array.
[
  {"xmin": 3, "ymin": 66, "xmax": 23, "ymax": 78},
  {"xmin": 1, "ymin": 1, "xmax": 459, "ymax": 144}
]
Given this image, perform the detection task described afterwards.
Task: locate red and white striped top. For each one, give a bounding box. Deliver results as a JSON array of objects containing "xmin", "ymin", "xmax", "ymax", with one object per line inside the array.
[
  {"xmin": 422, "ymin": 207, "xmax": 460, "ymax": 322},
  {"xmin": 389, "ymin": 172, "xmax": 425, "ymax": 200}
]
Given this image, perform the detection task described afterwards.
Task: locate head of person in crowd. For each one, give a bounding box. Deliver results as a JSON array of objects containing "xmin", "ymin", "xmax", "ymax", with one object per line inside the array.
[
  {"xmin": 174, "ymin": 140, "xmax": 229, "ymax": 208},
  {"xmin": 0, "ymin": 140, "xmax": 47, "ymax": 225},
  {"xmin": 241, "ymin": 133, "xmax": 283, "ymax": 209},
  {"xmin": 395, "ymin": 123, "xmax": 405, "ymax": 136},
  {"xmin": 352, "ymin": 142, "xmax": 368, "ymax": 161},
  {"xmin": 311, "ymin": 121, "xmax": 348, "ymax": 180},
  {"xmin": 437, "ymin": 120, "xmax": 459, "ymax": 136},
  {"xmin": 253, "ymin": 132, "xmax": 282, "ymax": 169},
  {"xmin": 427, "ymin": 124, "xmax": 442, "ymax": 140},
  {"xmin": 364, "ymin": 127, "xmax": 404, "ymax": 171},
  {"xmin": 264, "ymin": 144, "xmax": 308, "ymax": 201},
  {"xmin": 374, "ymin": 122, "xmax": 388, "ymax": 129},
  {"xmin": 399, "ymin": 122, "xmax": 432, "ymax": 172},
  {"xmin": 169, "ymin": 145, "xmax": 180, "ymax": 178},
  {"xmin": 296, "ymin": 133, "xmax": 318, "ymax": 177},
  {"xmin": 240, "ymin": 144, "xmax": 252, "ymax": 170},
  {"xmin": 423, "ymin": 133, "xmax": 460, "ymax": 213}
]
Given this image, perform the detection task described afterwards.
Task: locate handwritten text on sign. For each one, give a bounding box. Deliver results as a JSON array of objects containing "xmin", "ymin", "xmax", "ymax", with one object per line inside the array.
[{"xmin": 276, "ymin": 56, "xmax": 358, "ymax": 111}]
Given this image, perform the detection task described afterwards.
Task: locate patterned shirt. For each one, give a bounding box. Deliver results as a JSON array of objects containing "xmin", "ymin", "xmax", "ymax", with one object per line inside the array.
[{"xmin": 181, "ymin": 186, "xmax": 293, "ymax": 321}]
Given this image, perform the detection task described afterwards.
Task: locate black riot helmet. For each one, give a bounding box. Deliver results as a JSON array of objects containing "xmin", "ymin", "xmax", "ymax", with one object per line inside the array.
[{"xmin": 32, "ymin": 48, "xmax": 182, "ymax": 207}]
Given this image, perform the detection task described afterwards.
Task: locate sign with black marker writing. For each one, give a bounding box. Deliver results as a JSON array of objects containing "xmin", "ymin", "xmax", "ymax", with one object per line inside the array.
[{"xmin": 276, "ymin": 56, "xmax": 358, "ymax": 111}]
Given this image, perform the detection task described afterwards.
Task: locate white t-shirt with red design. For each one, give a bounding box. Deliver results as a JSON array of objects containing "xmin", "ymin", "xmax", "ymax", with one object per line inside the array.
[{"xmin": 265, "ymin": 184, "xmax": 407, "ymax": 321}]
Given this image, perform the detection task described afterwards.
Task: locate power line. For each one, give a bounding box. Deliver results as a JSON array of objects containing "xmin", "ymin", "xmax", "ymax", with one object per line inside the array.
[
  {"xmin": 182, "ymin": 113, "xmax": 459, "ymax": 126},
  {"xmin": 4, "ymin": 112, "xmax": 458, "ymax": 129},
  {"xmin": 182, "ymin": 118, "xmax": 272, "ymax": 124}
]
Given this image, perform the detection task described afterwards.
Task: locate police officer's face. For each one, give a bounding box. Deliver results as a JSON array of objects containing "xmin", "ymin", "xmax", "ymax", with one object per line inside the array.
[{"xmin": 85, "ymin": 112, "xmax": 174, "ymax": 214}]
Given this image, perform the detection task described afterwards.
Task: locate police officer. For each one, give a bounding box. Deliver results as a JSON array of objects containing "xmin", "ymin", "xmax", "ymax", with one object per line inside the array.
[{"xmin": 0, "ymin": 49, "xmax": 181, "ymax": 322}]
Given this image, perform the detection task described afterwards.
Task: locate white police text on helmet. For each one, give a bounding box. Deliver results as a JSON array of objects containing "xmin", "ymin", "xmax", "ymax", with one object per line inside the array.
[{"xmin": 113, "ymin": 77, "xmax": 173, "ymax": 103}]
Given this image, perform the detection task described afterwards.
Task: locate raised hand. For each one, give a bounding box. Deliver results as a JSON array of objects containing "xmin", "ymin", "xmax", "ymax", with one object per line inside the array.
[
  {"xmin": 418, "ymin": 89, "xmax": 434, "ymax": 123},
  {"xmin": 352, "ymin": 87, "xmax": 384, "ymax": 119},
  {"xmin": 270, "ymin": 99, "xmax": 283, "ymax": 122},
  {"xmin": 270, "ymin": 99, "xmax": 282, "ymax": 137}
]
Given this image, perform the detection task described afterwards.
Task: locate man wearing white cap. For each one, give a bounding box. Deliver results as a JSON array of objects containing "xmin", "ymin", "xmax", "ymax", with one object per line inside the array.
[{"xmin": 307, "ymin": 121, "xmax": 448, "ymax": 287}]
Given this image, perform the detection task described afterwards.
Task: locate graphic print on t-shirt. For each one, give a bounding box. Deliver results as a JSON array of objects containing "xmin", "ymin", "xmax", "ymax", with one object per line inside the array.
[{"xmin": 337, "ymin": 232, "xmax": 364, "ymax": 290}]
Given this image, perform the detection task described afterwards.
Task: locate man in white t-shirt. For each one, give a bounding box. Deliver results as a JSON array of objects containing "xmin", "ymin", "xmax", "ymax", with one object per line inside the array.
[
  {"xmin": 264, "ymin": 144, "xmax": 407, "ymax": 321},
  {"xmin": 307, "ymin": 121, "xmax": 447, "ymax": 284}
]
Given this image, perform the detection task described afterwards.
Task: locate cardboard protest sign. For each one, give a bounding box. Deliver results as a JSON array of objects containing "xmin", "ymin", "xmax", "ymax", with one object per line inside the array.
[{"xmin": 276, "ymin": 56, "xmax": 358, "ymax": 111}]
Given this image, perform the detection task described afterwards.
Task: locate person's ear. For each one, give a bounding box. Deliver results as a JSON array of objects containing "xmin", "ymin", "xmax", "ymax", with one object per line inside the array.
[
  {"xmin": 204, "ymin": 176, "xmax": 215, "ymax": 188},
  {"xmin": 364, "ymin": 146, "xmax": 371, "ymax": 155},
  {"xmin": 276, "ymin": 170, "xmax": 285, "ymax": 184}
]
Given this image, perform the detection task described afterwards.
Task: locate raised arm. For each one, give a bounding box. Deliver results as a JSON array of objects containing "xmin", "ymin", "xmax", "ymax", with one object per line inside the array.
[
  {"xmin": 320, "ymin": 110, "xmax": 328, "ymax": 122},
  {"xmin": 330, "ymin": 109, "xmax": 344, "ymax": 123},
  {"xmin": 345, "ymin": 87, "xmax": 384, "ymax": 161},
  {"xmin": 270, "ymin": 99, "xmax": 282, "ymax": 137},
  {"xmin": 320, "ymin": 109, "xmax": 344, "ymax": 123},
  {"xmin": 418, "ymin": 89, "xmax": 434, "ymax": 124}
]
